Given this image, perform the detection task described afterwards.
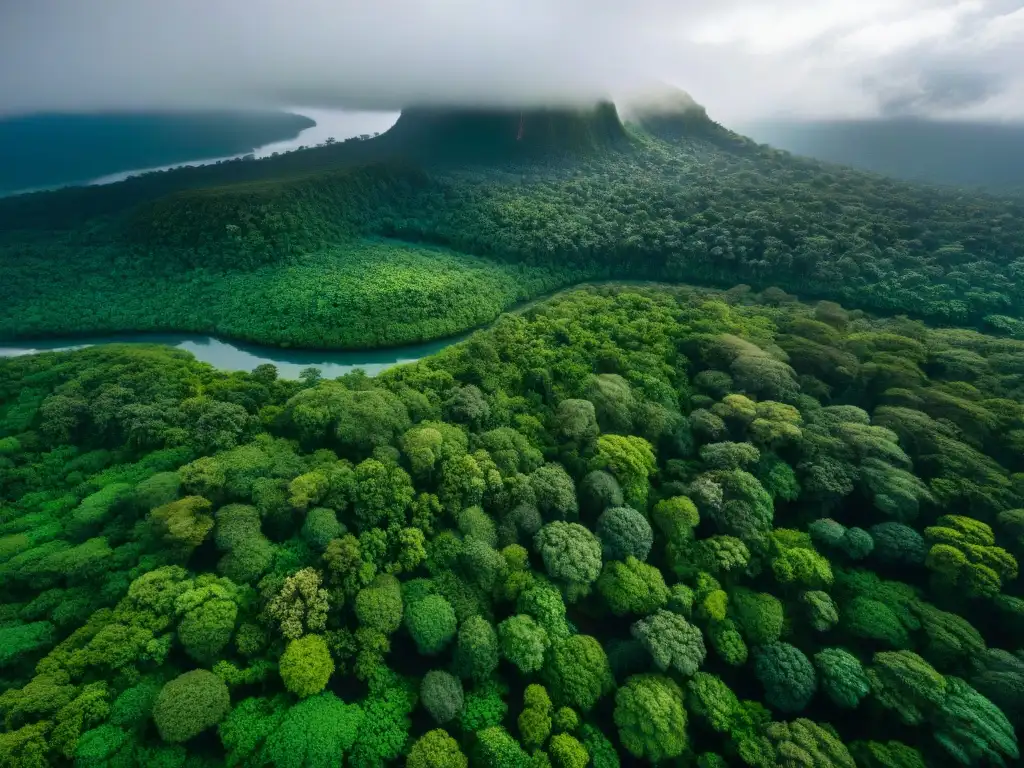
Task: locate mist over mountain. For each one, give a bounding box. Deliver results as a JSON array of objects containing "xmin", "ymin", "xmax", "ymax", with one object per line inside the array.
[
  {"xmin": 742, "ymin": 118, "xmax": 1024, "ymax": 192},
  {"xmin": 381, "ymin": 102, "xmax": 629, "ymax": 161},
  {"xmin": 4, "ymin": 1, "xmax": 1024, "ymax": 124}
]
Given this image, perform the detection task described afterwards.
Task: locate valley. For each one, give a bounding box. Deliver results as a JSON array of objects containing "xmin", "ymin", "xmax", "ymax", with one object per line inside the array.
[{"xmin": 742, "ymin": 118, "xmax": 1024, "ymax": 193}]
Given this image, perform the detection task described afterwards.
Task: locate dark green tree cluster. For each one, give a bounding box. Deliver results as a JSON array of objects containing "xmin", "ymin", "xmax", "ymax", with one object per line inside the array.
[{"xmin": 1, "ymin": 284, "xmax": 1023, "ymax": 765}]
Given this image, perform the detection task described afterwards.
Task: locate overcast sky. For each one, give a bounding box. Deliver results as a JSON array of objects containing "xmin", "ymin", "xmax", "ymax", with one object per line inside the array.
[{"xmin": 1, "ymin": 0, "xmax": 1022, "ymax": 123}]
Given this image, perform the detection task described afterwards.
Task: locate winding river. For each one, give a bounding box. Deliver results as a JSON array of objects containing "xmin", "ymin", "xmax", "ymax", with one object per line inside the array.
[
  {"xmin": 0, "ymin": 332, "xmax": 466, "ymax": 379},
  {"xmin": 0, "ymin": 281, "xmax": 657, "ymax": 378}
]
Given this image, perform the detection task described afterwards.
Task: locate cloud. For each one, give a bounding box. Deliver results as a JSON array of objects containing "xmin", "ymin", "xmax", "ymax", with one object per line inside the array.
[
  {"xmin": 0, "ymin": 0, "xmax": 656, "ymax": 114},
  {"xmin": 848, "ymin": 2, "xmax": 1024, "ymax": 118},
  {"xmin": 673, "ymin": 0, "xmax": 1024, "ymax": 121},
  {"xmin": 871, "ymin": 68, "xmax": 1006, "ymax": 117},
  {"xmin": 0, "ymin": 0, "xmax": 1022, "ymax": 122}
]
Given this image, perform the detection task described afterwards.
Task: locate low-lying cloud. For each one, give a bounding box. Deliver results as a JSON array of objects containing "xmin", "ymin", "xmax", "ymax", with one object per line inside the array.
[{"xmin": 1, "ymin": 0, "xmax": 1022, "ymax": 122}]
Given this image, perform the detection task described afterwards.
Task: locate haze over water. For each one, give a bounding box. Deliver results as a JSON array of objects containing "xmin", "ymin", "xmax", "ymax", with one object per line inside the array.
[{"xmin": 89, "ymin": 109, "xmax": 399, "ymax": 186}]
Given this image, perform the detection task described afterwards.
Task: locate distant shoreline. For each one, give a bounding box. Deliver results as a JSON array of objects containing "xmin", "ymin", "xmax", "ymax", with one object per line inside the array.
[{"xmin": 0, "ymin": 110, "xmax": 317, "ymax": 197}]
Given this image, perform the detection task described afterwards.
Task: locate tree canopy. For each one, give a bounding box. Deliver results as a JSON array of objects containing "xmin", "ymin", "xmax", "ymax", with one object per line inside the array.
[{"xmin": 0, "ymin": 283, "xmax": 1022, "ymax": 766}]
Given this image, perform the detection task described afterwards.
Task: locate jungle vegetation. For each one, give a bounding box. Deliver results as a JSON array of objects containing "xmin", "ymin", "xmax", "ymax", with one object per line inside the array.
[
  {"xmin": 1, "ymin": 282, "xmax": 1023, "ymax": 766},
  {"xmin": 0, "ymin": 239, "xmax": 576, "ymax": 349},
  {"xmin": 4, "ymin": 98, "xmax": 1024, "ymax": 349}
]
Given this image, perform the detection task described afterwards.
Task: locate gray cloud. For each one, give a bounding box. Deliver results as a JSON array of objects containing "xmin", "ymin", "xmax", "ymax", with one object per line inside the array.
[
  {"xmin": 0, "ymin": 0, "xmax": 659, "ymax": 114},
  {"xmin": 853, "ymin": 2, "xmax": 1024, "ymax": 118},
  {"xmin": 1, "ymin": 0, "xmax": 1022, "ymax": 122},
  {"xmin": 872, "ymin": 69, "xmax": 1007, "ymax": 117}
]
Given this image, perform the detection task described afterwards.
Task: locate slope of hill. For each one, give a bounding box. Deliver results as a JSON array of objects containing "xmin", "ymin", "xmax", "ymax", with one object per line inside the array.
[
  {"xmin": 2, "ymin": 93, "xmax": 1024, "ymax": 349},
  {"xmin": 0, "ymin": 111, "xmax": 316, "ymax": 195},
  {"xmin": 620, "ymin": 85, "xmax": 750, "ymax": 149},
  {"xmin": 0, "ymin": 103, "xmax": 623, "ymax": 230}
]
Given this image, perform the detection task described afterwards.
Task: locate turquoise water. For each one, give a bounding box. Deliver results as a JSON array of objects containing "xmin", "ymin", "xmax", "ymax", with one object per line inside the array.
[
  {"xmin": 0, "ymin": 332, "xmax": 463, "ymax": 379},
  {"xmin": 0, "ymin": 281, "xmax": 657, "ymax": 377}
]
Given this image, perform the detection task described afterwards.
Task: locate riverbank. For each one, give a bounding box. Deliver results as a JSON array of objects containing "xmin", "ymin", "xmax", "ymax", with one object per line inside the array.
[
  {"xmin": 0, "ymin": 239, "xmax": 583, "ymax": 352},
  {"xmin": 0, "ymin": 280, "xmax": 666, "ymax": 377},
  {"xmin": 0, "ymin": 332, "xmax": 464, "ymax": 379}
]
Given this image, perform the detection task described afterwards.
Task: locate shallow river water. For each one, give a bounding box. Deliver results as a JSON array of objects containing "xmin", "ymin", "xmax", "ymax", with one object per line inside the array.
[
  {"xmin": 0, "ymin": 281, "xmax": 658, "ymax": 378},
  {"xmin": 0, "ymin": 332, "xmax": 464, "ymax": 379}
]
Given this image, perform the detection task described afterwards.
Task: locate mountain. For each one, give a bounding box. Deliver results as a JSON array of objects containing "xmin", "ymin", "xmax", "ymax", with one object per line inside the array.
[
  {"xmin": 619, "ymin": 85, "xmax": 748, "ymax": 148},
  {"xmin": 381, "ymin": 102, "xmax": 628, "ymax": 159},
  {"xmin": 0, "ymin": 102, "xmax": 625, "ymax": 230},
  {"xmin": 2, "ymin": 89, "xmax": 1024, "ymax": 351}
]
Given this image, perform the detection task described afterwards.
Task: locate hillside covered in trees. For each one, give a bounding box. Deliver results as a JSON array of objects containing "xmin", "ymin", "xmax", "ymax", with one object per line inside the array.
[
  {"xmin": 1, "ymin": 283, "xmax": 1023, "ymax": 766},
  {"xmin": 4, "ymin": 95, "xmax": 1024, "ymax": 349}
]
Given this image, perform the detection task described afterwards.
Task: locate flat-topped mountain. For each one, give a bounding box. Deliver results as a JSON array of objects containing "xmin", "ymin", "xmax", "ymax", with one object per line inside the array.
[
  {"xmin": 381, "ymin": 101, "xmax": 628, "ymax": 159},
  {"xmin": 0, "ymin": 101, "xmax": 634, "ymax": 229}
]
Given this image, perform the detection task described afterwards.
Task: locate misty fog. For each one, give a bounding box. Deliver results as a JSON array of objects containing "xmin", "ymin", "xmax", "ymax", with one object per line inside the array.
[{"xmin": 2, "ymin": 0, "xmax": 1023, "ymax": 123}]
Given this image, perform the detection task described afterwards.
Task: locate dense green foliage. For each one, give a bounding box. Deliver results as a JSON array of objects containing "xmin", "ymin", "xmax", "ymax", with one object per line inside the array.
[
  {"xmin": 0, "ymin": 239, "xmax": 575, "ymax": 349},
  {"xmin": 1, "ymin": 282, "xmax": 1023, "ymax": 765},
  {"xmin": 5, "ymin": 99, "xmax": 1024, "ymax": 353},
  {"xmin": 152, "ymin": 670, "xmax": 231, "ymax": 743}
]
